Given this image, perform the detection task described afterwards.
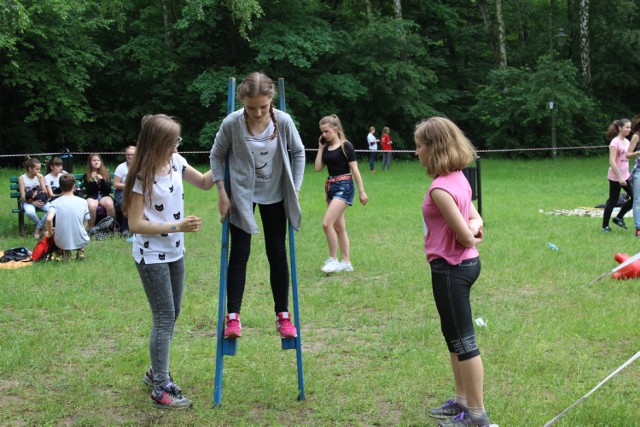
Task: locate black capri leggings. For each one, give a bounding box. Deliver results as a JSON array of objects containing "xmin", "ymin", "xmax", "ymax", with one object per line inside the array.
[
  {"xmin": 227, "ymin": 201, "xmax": 290, "ymax": 315},
  {"xmin": 602, "ymin": 178, "xmax": 633, "ymax": 228},
  {"xmin": 429, "ymin": 256, "xmax": 481, "ymax": 361}
]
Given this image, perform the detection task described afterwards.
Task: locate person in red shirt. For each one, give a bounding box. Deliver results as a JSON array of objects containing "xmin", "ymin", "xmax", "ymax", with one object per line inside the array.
[{"xmin": 380, "ymin": 126, "xmax": 393, "ymax": 171}]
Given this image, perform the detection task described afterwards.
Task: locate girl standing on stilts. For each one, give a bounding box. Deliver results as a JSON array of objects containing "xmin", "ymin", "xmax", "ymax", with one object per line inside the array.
[{"xmin": 209, "ymin": 72, "xmax": 305, "ymax": 340}]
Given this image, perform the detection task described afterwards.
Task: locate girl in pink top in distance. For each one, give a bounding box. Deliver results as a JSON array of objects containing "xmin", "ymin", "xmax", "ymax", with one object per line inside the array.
[
  {"xmin": 602, "ymin": 118, "xmax": 633, "ymax": 232},
  {"xmin": 415, "ymin": 117, "xmax": 491, "ymax": 427}
]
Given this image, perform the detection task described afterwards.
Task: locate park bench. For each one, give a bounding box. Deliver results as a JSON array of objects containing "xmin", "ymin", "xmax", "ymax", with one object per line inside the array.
[{"xmin": 9, "ymin": 173, "xmax": 120, "ymax": 236}]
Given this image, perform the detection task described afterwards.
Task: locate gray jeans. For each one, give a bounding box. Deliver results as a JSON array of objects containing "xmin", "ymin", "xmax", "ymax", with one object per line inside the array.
[
  {"xmin": 382, "ymin": 151, "xmax": 392, "ymax": 170},
  {"xmin": 136, "ymin": 257, "xmax": 185, "ymax": 387}
]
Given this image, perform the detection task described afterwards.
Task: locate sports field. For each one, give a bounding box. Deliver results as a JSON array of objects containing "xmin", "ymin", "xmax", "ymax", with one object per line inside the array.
[{"xmin": 1, "ymin": 156, "xmax": 638, "ymax": 426}]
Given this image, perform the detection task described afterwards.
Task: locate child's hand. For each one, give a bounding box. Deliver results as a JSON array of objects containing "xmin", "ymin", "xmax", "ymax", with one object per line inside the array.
[
  {"xmin": 218, "ymin": 192, "xmax": 231, "ymax": 222},
  {"xmin": 359, "ymin": 191, "xmax": 369, "ymax": 206},
  {"xmin": 473, "ymin": 225, "xmax": 484, "ymax": 243},
  {"xmin": 180, "ymin": 215, "xmax": 202, "ymax": 233}
]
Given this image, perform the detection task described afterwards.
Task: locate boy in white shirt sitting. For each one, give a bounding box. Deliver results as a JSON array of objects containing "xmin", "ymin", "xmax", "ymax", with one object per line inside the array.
[{"xmin": 45, "ymin": 174, "xmax": 90, "ymax": 261}]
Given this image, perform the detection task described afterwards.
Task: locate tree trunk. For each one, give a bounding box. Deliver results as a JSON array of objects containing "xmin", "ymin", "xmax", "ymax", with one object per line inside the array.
[
  {"xmin": 365, "ymin": 0, "xmax": 373, "ymax": 18},
  {"xmin": 496, "ymin": 0, "xmax": 507, "ymax": 69},
  {"xmin": 393, "ymin": 0, "xmax": 402, "ymax": 19},
  {"xmin": 163, "ymin": 0, "xmax": 177, "ymax": 52},
  {"xmin": 579, "ymin": 0, "xmax": 591, "ymax": 84},
  {"xmin": 476, "ymin": 0, "xmax": 499, "ymax": 66}
]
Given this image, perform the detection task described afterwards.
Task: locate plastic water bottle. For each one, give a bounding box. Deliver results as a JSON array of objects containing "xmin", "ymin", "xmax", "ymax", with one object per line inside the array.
[{"xmin": 547, "ymin": 242, "xmax": 559, "ymax": 251}]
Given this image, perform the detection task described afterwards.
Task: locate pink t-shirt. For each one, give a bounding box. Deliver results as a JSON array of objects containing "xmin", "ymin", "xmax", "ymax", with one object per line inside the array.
[
  {"xmin": 607, "ymin": 137, "xmax": 630, "ymax": 181},
  {"xmin": 422, "ymin": 171, "xmax": 479, "ymax": 264}
]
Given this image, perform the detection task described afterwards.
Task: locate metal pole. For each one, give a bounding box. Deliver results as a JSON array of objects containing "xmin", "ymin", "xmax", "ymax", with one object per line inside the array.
[
  {"xmin": 213, "ymin": 77, "xmax": 236, "ymax": 407},
  {"xmin": 278, "ymin": 77, "xmax": 306, "ymax": 401},
  {"xmin": 549, "ymin": 12, "xmax": 557, "ymax": 160}
]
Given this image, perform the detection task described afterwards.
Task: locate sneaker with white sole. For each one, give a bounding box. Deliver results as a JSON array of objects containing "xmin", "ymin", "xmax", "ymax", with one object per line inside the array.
[
  {"xmin": 151, "ymin": 382, "xmax": 191, "ymax": 409},
  {"xmin": 338, "ymin": 260, "xmax": 353, "ymax": 272},
  {"xmin": 224, "ymin": 313, "xmax": 242, "ymax": 339},
  {"xmin": 276, "ymin": 312, "xmax": 297, "ymax": 338},
  {"xmin": 321, "ymin": 257, "xmax": 341, "ymax": 273},
  {"xmin": 437, "ymin": 411, "xmax": 491, "ymax": 427}
]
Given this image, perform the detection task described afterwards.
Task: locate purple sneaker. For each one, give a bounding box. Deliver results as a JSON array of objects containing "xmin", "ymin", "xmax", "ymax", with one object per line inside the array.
[{"xmin": 151, "ymin": 382, "xmax": 191, "ymax": 409}]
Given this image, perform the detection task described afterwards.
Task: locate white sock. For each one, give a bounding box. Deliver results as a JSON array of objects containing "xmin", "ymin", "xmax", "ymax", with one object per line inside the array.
[
  {"xmin": 455, "ymin": 395, "xmax": 467, "ymax": 408},
  {"xmin": 467, "ymin": 406, "xmax": 486, "ymax": 418}
]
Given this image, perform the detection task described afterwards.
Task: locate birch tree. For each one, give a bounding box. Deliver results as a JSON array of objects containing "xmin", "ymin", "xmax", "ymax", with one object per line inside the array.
[
  {"xmin": 496, "ymin": 0, "xmax": 507, "ymax": 69},
  {"xmin": 579, "ymin": 0, "xmax": 591, "ymax": 84}
]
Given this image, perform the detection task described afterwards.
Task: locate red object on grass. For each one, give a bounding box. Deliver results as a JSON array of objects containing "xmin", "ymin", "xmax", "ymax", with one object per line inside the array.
[{"xmin": 612, "ymin": 253, "xmax": 640, "ymax": 279}]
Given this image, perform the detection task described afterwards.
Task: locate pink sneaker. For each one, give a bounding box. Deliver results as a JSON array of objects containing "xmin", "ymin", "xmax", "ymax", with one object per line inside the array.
[
  {"xmin": 276, "ymin": 312, "xmax": 297, "ymax": 338},
  {"xmin": 224, "ymin": 313, "xmax": 241, "ymax": 339}
]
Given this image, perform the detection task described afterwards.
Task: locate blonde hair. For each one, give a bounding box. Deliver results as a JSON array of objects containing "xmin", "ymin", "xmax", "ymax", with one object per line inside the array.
[
  {"xmin": 320, "ymin": 114, "xmax": 349, "ymax": 158},
  {"xmin": 414, "ymin": 117, "xmax": 476, "ymax": 178}
]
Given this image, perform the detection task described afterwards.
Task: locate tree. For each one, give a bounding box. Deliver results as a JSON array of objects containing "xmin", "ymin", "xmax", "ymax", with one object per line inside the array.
[
  {"xmin": 0, "ymin": 0, "xmax": 112, "ymax": 154},
  {"xmin": 579, "ymin": 0, "xmax": 591, "ymax": 84}
]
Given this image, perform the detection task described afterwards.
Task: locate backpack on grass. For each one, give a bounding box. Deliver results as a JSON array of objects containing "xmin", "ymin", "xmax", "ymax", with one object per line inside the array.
[{"xmin": 32, "ymin": 234, "xmax": 57, "ymax": 262}]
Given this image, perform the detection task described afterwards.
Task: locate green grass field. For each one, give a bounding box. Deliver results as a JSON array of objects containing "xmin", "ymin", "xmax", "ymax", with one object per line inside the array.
[{"xmin": 1, "ymin": 156, "xmax": 638, "ymax": 426}]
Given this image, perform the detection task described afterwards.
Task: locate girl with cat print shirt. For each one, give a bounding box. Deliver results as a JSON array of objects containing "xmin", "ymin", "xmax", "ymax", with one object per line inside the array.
[{"xmin": 123, "ymin": 114, "xmax": 213, "ymax": 410}]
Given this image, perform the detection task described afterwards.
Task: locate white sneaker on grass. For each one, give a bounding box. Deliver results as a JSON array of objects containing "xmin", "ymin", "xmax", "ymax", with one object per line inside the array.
[
  {"xmin": 339, "ymin": 261, "xmax": 353, "ymax": 272},
  {"xmin": 321, "ymin": 257, "xmax": 341, "ymax": 273}
]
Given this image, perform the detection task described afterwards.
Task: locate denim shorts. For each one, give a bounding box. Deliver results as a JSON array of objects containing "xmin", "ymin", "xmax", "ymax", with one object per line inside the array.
[{"xmin": 325, "ymin": 178, "xmax": 354, "ymax": 205}]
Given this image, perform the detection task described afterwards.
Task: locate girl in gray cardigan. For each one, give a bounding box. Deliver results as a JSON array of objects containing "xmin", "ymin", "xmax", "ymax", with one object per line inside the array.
[{"xmin": 209, "ymin": 72, "xmax": 305, "ymax": 341}]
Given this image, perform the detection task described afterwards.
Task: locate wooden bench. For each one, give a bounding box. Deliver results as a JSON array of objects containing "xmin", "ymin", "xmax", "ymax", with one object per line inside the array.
[{"xmin": 9, "ymin": 173, "xmax": 121, "ymax": 236}]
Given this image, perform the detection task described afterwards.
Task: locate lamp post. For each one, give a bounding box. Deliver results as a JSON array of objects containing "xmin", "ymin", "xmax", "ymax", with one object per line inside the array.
[{"xmin": 549, "ymin": 20, "xmax": 567, "ymax": 159}]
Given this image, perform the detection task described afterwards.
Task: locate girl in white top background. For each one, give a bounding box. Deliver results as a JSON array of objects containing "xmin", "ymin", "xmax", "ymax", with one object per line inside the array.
[{"xmin": 18, "ymin": 157, "xmax": 51, "ymax": 238}]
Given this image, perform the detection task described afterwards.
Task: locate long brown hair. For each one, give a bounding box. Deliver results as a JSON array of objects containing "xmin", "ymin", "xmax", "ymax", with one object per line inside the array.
[
  {"xmin": 85, "ymin": 153, "xmax": 110, "ymax": 182},
  {"xmin": 123, "ymin": 114, "xmax": 181, "ymax": 215},
  {"xmin": 607, "ymin": 118, "xmax": 631, "ymax": 140},
  {"xmin": 414, "ymin": 117, "xmax": 476, "ymax": 178},
  {"xmin": 237, "ymin": 72, "xmax": 278, "ymax": 140}
]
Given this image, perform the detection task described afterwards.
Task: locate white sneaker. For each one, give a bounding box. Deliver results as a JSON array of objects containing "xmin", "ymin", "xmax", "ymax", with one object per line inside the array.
[
  {"xmin": 321, "ymin": 257, "xmax": 341, "ymax": 273},
  {"xmin": 339, "ymin": 261, "xmax": 353, "ymax": 272}
]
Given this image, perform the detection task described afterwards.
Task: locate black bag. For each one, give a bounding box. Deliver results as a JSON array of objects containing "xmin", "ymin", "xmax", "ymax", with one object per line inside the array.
[
  {"xmin": 25, "ymin": 189, "xmax": 48, "ymax": 202},
  {"xmin": 1, "ymin": 247, "xmax": 31, "ymax": 263}
]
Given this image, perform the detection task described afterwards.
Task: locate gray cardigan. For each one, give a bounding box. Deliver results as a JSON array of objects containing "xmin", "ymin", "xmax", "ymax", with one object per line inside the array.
[{"xmin": 209, "ymin": 108, "xmax": 305, "ymax": 234}]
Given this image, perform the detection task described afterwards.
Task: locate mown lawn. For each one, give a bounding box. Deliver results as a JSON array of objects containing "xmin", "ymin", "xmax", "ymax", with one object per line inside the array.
[{"xmin": 1, "ymin": 156, "xmax": 638, "ymax": 426}]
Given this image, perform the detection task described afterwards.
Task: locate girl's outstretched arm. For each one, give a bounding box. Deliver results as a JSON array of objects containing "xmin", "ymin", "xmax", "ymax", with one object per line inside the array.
[{"xmin": 183, "ymin": 165, "xmax": 214, "ymax": 190}]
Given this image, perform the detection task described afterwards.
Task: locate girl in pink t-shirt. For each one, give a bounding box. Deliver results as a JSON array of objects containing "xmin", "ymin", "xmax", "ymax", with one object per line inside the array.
[
  {"xmin": 602, "ymin": 118, "xmax": 633, "ymax": 232},
  {"xmin": 415, "ymin": 117, "xmax": 491, "ymax": 427}
]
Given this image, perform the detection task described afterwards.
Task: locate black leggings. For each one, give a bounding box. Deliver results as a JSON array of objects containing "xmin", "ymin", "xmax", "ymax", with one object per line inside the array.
[
  {"xmin": 603, "ymin": 179, "xmax": 633, "ymax": 228},
  {"xmin": 430, "ymin": 257, "xmax": 481, "ymax": 361},
  {"xmin": 227, "ymin": 201, "xmax": 289, "ymax": 314}
]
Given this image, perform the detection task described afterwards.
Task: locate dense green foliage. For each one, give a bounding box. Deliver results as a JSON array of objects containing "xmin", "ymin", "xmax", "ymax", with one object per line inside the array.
[{"xmin": 1, "ymin": 0, "xmax": 640, "ymax": 163}]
